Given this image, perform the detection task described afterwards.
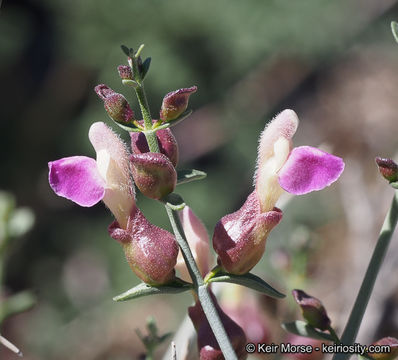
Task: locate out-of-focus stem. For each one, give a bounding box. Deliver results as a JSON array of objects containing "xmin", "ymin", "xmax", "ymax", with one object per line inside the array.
[{"xmin": 332, "ymin": 190, "xmax": 398, "ymax": 360}]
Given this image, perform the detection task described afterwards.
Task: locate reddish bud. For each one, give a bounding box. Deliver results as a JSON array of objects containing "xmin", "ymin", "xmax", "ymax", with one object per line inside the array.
[
  {"xmin": 188, "ymin": 292, "xmax": 247, "ymax": 360},
  {"xmin": 130, "ymin": 126, "xmax": 179, "ymax": 167},
  {"xmin": 375, "ymin": 157, "xmax": 398, "ymax": 183},
  {"xmin": 94, "ymin": 84, "xmax": 134, "ymax": 124},
  {"xmin": 292, "ymin": 289, "xmax": 331, "ymax": 331},
  {"xmin": 213, "ymin": 191, "xmax": 282, "ymax": 275},
  {"xmin": 130, "ymin": 153, "xmax": 177, "ymax": 199},
  {"xmin": 117, "ymin": 65, "xmax": 133, "ymax": 80},
  {"xmin": 368, "ymin": 337, "xmax": 398, "ymax": 360},
  {"xmin": 160, "ymin": 86, "xmax": 197, "ymax": 122},
  {"xmin": 109, "ymin": 208, "xmax": 178, "ymax": 285}
]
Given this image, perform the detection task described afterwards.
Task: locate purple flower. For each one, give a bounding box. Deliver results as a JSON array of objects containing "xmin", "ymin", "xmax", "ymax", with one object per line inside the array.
[
  {"xmin": 213, "ymin": 109, "xmax": 344, "ymax": 274},
  {"xmin": 49, "ymin": 122, "xmax": 135, "ymax": 229}
]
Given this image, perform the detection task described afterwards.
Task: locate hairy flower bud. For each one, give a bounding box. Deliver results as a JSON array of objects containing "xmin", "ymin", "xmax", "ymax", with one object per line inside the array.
[
  {"xmin": 94, "ymin": 84, "xmax": 134, "ymax": 124},
  {"xmin": 292, "ymin": 289, "xmax": 331, "ymax": 331},
  {"xmin": 368, "ymin": 337, "xmax": 398, "ymax": 360},
  {"xmin": 130, "ymin": 126, "xmax": 179, "ymax": 167},
  {"xmin": 213, "ymin": 191, "xmax": 282, "ymax": 274},
  {"xmin": 130, "ymin": 153, "xmax": 177, "ymax": 199},
  {"xmin": 375, "ymin": 157, "xmax": 398, "ymax": 183},
  {"xmin": 109, "ymin": 208, "xmax": 178, "ymax": 285},
  {"xmin": 176, "ymin": 206, "xmax": 211, "ymax": 282},
  {"xmin": 160, "ymin": 86, "xmax": 197, "ymax": 122},
  {"xmin": 188, "ymin": 292, "xmax": 247, "ymax": 360},
  {"xmin": 117, "ymin": 65, "xmax": 133, "ymax": 80}
]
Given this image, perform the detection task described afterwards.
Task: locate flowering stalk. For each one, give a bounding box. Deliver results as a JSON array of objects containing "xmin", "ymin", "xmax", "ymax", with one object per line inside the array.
[
  {"xmin": 132, "ymin": 52, "xmax": 238, "ymax": 359},
  {"xmin": 332, "ymin": 190, "xmax": 398, "ymax": 360}
]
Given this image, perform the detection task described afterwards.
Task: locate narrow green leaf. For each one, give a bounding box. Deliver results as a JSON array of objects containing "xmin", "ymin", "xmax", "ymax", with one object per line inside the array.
[
  {"xmin": 113, "ymin": 280, "xmax": 192, "ymax": 302},
  {"xmin": 141, "ymin": 57, "xmax": 151, "ymax": 79},
  {"xmin": 282, "ymin": 321, "xmax": 334, "ymax": 341},
  {"xmin": 206, "ymin": 271, "xmax": 285, "ymax": 299},
  {"xmin": 0, "ymin": 291, "xmax": 36, "ymax": 324},
  {"xmin": 162, "ymin": 193, "xmax": 186, "ymax": 211},
  {"xmin": 391, "ymin": 21, "xmax": 398, "ymax": 43},
  {"xmin": 155, "ymin": 110, "xmax": 193, "ymax": 131},
  {"xmin": 121, "ymin": 45, "xmax": 131, "ymax": 56},
  {"xmin": 110, "ymin": 120, "xmax": 142, "ymax": 133},
  {"xmin": 391, "ymin": 181, "xmax": 398, "ymax": 189},
  {"xmin": 177, "ymin": 169, "xmax": 207, "ymax": 185}
]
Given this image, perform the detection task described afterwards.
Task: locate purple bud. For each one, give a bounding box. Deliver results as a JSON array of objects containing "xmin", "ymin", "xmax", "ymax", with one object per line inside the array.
[
  {"xmin": 292, "ymin": 289, "xmax": 331, "ymax": 331},
  {"xmin": 213, "ymin": 191, "xmax": 282, "ymax": 275},
  {"xmin": 375, "ymin": 157, "xmax": 398, "ymax": 183},
  {"xmin": 117, "ymin": 65, "xmax": 133, "ymax": 80},
  {"xmin": 188, "ymin": 292, "xmax": 247, "ymax": 360},
  {"xmin": 368, "ymin": 337, "xmax": 398, "ymax": 360},
  {"xmin": 160, "ymin": 86, "xmax": 197, "ymax": 122},
  {"xmin": 109, "ymin": 208, "xmax": 178, "ymax": 285},
  {"xmin": 130, "ymin": 126, "xmax": 179, "ymax": 167},
  {"xmin": 94, "ymin": 84, "xmax": 134, "ymax": 124},
  {"xmin": 130, "ymin": 153, "xmax": 177, "ymax": 199}
]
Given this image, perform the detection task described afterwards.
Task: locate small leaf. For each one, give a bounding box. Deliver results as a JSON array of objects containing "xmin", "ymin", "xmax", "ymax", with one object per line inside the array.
[
  {"xmin": 111, "ymin": 120, "xmax": 142, "ymax": 133},
  {"xmin": 282, "ymin": 321, "xmax": 334, "ymax": 341},
  {"xmin": 121, "ymin": 45, "xmax": 131, "ymax": 56},
  {"xmin": 122, "ymin": 79, "xmax": 139, "ymax": 88},
  {"xmin": 177, "ymin": 169, "xmax": 207, "ymax": 185},
  {"xmin": 155, "ymin": 110, "xmax": 193, "ymax": 131},
  {"xmin": 113, "ymin": 280, "xmax": 192, "ymax": 302},
  {"xmin": 162, "ymin": 193, "xmax": 186, "ymax": 211},
  {"xmin": 392, "ymin": 21, "xmax": 398, "ymax": 43},
  {"xmin": 141, "ymin": 57, "xmax": 152, "ymax": 79},
  {"xmin": 0, "ymin": 291, "xmax": 36, "ymax": 323},
  {"xmin": 206, "ymin": 271, "xmax": 285, "ymax": 299}
]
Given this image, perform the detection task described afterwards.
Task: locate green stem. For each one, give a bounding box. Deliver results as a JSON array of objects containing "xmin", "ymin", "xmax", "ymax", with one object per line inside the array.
[
  {"xmin": 332, "ymin": 190, "xmax": 398, "ymax": 360},
  {"xmin": 131, "ymin": 61, "xmax": 237, "ymax": 359},
  {"xmin": 165, "ymin": 205, "xmax": 238, "ymax": 360},
  {"xmin": 328, "ymin": 326, "xmax": 341, "ymax": 344}
]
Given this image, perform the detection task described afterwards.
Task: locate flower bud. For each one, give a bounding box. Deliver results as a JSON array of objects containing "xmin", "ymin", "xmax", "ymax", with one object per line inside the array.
[
  {"xmin": 117, "ymin": 65, "xmax": 133, "ymax": 80},
  {"xmin": 109, "ymin": 208, "xmax": 178, "ymax": 285},
  {"xmin": 176, "ymin": 206, "xmax": 211, "ymax": 282},
  {"xmin": 213, "ymin": 191, "xmax": 282, "ymax": 275},
  {"xmin": 160, "ymin": 86, "xmax": 197, "ymax": 122},
  {"xmin": 292, "ymin": 289, "xmax": 331, "ymax": 331},
  {"xmin": 188, "ymin": 292, "xmax": 247, "ymax": 360},
  {"xmin": 94, "ymin": 84, "xmax": 134, "ymax": 124},
  {"xmin": 130, "ymin": 153, "xmax": 177, "ymax": 199},
  {"xmin": 375, "ymin": 157, "xmax": 398, "ymax": 183},
  {"xmin": 130, "ymin": 126, "xmax": 179, "ymax": 167},
  {"xmin": 368, "ymin": 337, "xmax": 398, "ymax": 360}
]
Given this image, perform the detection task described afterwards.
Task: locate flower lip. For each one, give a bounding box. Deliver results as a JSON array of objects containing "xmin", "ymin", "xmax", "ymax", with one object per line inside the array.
[
  {"xmin": 278, "ymin": 146, "xmax": 345, "ymax": 195},
  {"xmin": 48, "ymin": 156, "xmax": 106, "ymax": 207}
]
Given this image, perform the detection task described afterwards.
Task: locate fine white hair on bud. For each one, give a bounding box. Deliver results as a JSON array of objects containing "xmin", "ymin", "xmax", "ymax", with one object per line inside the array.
[{"xmin": 255, "ymin": 109, "xmax": 299, "ymax": 212}]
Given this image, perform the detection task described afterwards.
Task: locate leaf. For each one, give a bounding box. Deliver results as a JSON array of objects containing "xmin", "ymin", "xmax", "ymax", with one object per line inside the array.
[
  {"xmin": 141, "ymin": 57, "xmax": 152, "ymax": 79},
  {"xmin": 391, "ymin": 181, "xmax": 398, "ymax": 189},
  {"xmin": 177, "ymin": 169, "xmax": 207, "ymax": 185},
  {"xmin": 113, "ymin": 280, "xmax": 192, "ymax": 302},
  {"xmin": 0, "ymin": 291, "xmax": 36, "ymax": 324},
  {"xmin": 110, "ymin": 120, "xmax": 142, "ymax": 133},
  {"xmin": 162, "ymin": 193, "xmax": 186, "ymax": 211},
  {"xmin": 155, "ymin": 110, "xmax": 193, "ymax": 131},
  {"xmin": 121, "ymin": 45, "xmax": 131, "ymax": 56},
  {"xmin": 206, "ymin": 271, "xmax": 285, "ymax": 299},
  {"xmin": 391, "ymin": 21, "xmax": 398, "ymax": 43},
  {"xmin": 282, "ymin": 321, "xmax": 334, "ymax": 341}
]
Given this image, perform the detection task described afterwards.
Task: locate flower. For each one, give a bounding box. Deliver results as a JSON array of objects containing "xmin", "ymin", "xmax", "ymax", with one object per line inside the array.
[
  {"xmin": 176, "ymin": 206, "xmax": 211, "ymax": 282},
  {"xmin": 48, "ymin": 121, "xmax": 134, "ymax": 229},
  {"xmin": 48, "ymin": 122, "xmax": 178, "ymax": 284},
  {"xmin": 213, "ymin": 110, "xmax": 344, "ymax": 274},
  {"xmin": 159, "ymin": 86, "xmax": 197, "ymax": 122},
  {"xmin": 188, "ymin": 291, "xmax": 247, "ymax": 360}
]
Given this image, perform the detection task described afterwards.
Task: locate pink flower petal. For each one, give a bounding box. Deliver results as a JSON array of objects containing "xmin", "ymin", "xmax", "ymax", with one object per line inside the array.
[
  {"xmin": 278, "ymin": 146, "xmax": 344, "ymax": 195},
  {"xmin": 48, "ymin": 156, "xmax": 106, "ymax": 207}
]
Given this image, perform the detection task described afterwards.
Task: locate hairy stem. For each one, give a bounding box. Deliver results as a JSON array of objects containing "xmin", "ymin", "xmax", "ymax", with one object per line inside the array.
[
  {"xmin": 332, "ymin": 190, "xmax": 398, "ymax": 360},
  {"xmin": 132, "ymin": 63, "xmax": 237, "ymax": 359},
  {"xmin": 165, "ymin": 205, "xmax": 238, "ymax": 360}
]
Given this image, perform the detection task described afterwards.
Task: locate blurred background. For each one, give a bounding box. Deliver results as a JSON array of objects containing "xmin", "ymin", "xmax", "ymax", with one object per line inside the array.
[{"xmin": 1, "ymin": 0, "xmax": 398, "ymax": 358}]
